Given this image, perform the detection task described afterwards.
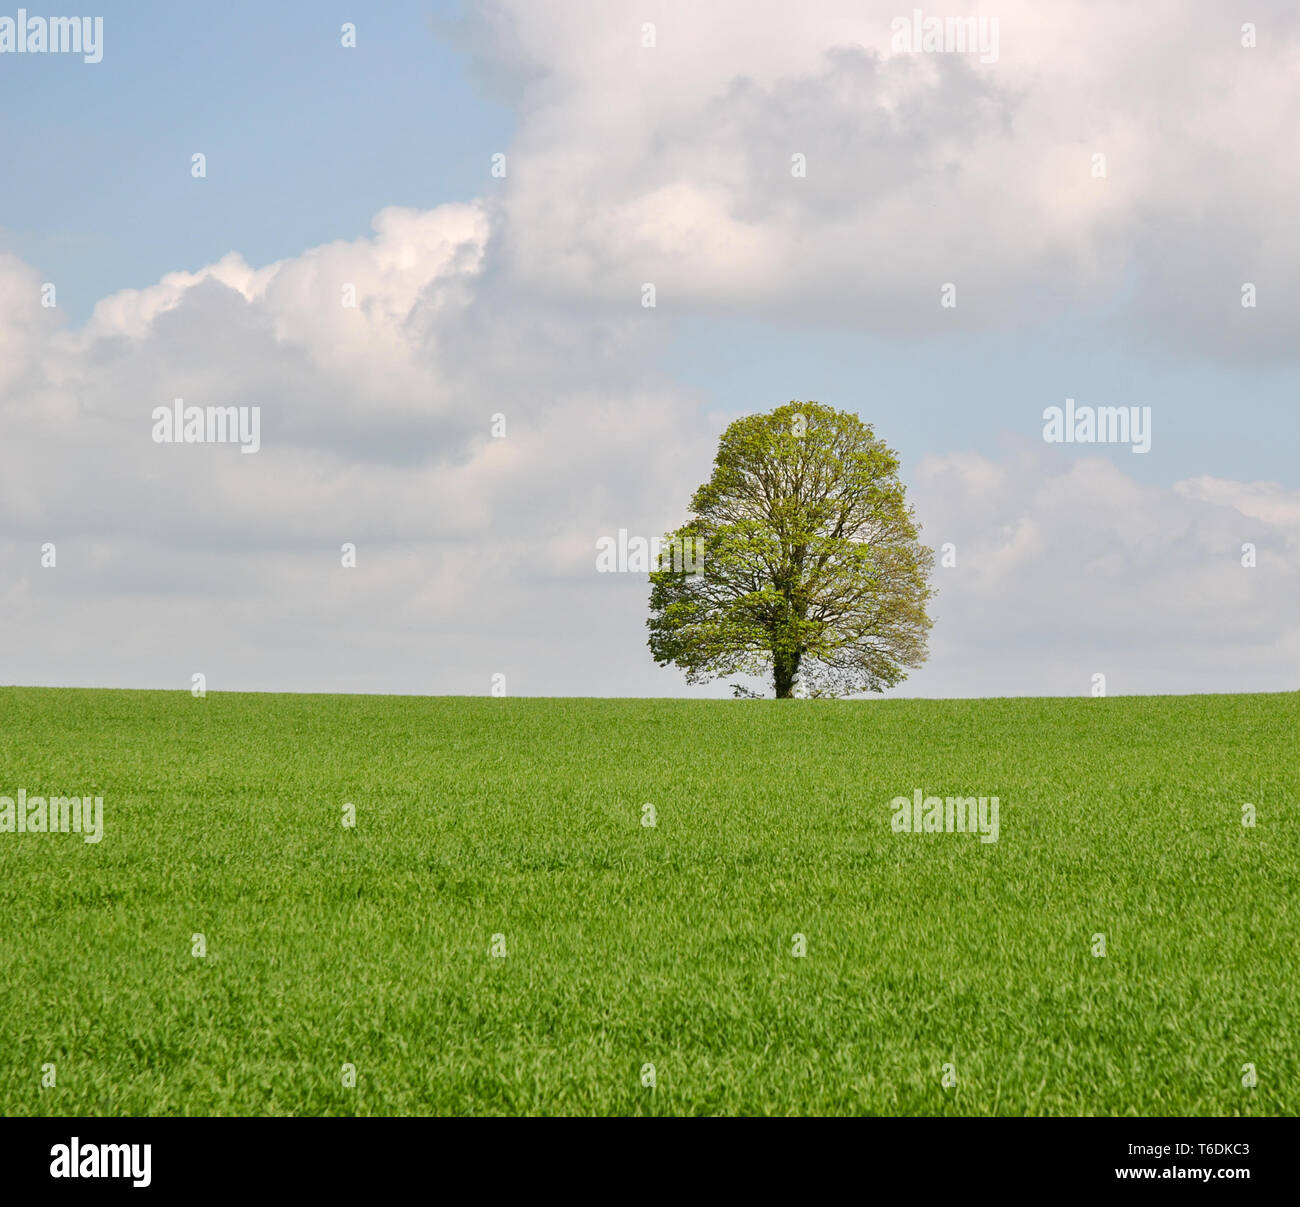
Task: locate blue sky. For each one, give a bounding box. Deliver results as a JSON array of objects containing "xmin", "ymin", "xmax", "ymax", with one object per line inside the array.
[
  {"xmin": 664, "ymin": 314, "xmax": 1300, "ymax": 489},
  {"xmin": 0, "ymin": 1, "xmax": 512, "ymax": 320}
]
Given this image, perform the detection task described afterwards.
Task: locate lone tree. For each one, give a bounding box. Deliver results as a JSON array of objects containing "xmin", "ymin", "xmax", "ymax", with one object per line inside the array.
[{"xmin": 648, "ymin": 402, "xmax": 934, "ymax": 698}]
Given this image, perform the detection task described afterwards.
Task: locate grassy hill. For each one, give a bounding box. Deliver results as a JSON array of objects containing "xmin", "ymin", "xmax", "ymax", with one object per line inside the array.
[{"xmin": 0, "ymin": 686, "xmax": 1296, "ymax": 1115}]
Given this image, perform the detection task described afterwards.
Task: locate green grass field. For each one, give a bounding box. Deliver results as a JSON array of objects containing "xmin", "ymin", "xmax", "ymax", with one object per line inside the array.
[{"xmin": 0, "ymin": 686, "xmax": 1296, "ymax": 1116}]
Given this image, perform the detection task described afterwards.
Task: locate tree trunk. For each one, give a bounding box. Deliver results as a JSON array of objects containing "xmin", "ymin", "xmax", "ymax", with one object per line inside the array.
[{"xmin": 773, "ymin": 650, "xmax": 801, "ymax": 698}]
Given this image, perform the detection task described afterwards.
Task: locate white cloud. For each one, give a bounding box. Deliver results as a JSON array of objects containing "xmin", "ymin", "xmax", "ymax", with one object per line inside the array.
[
  {"xmin": 0, "ymin": 200, "xmax": 720, "ymax": 695},
  {"xmin": 907, "ymin": 450, "xmax": 1300, "ymax": 695},
  {"xmin": 470, "ymin": 0, "xmax": 1300, "ymax": 356},
  {"xmin": 1175, "ymin": 476, "xmax": 1300, "ymax": 528}
]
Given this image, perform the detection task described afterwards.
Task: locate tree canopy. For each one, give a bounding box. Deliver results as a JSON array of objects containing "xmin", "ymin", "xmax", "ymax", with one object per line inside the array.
[{"xmin": 648, "ymin": 402, "xmax": 934, "ymax": 698}]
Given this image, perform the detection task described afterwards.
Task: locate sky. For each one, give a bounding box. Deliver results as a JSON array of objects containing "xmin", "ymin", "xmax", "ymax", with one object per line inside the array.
[{"xmin": 1, "ymin": 0, "xmax": 1297, "ymax": 698}]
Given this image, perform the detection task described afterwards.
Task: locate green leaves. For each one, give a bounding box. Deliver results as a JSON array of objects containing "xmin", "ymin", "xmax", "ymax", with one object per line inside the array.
[{"xmin": 649, "ymin": 402, "xmax": 934, "ymax": 697}]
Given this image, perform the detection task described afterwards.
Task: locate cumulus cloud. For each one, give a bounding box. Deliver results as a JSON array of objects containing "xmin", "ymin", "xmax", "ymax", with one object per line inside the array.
[
  {"xmin": 470, "ymin": 0, "xmax": 1300, "ymax": 356},
  {"xmin": 0, "ymin": 200, "xmax": 718, "ymax": 695},
  {"xmin": 907, "ymin": 450, "xmax": 1300, "ymax": 695}
]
